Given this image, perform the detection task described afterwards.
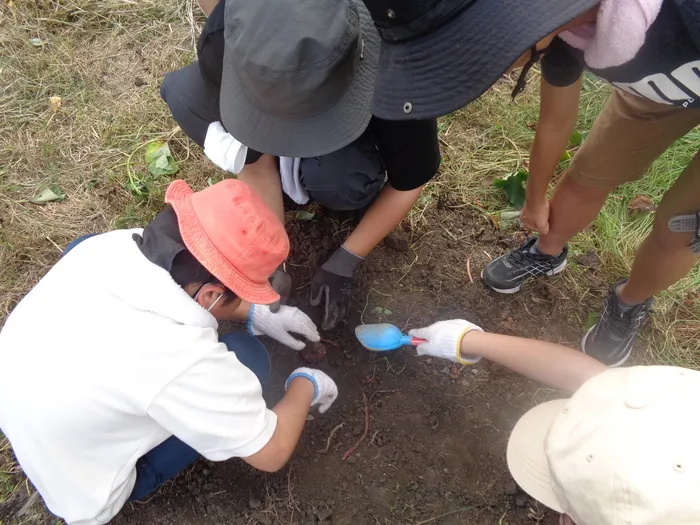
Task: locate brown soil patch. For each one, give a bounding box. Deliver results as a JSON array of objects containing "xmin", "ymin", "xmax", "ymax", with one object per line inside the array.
[{"xmin": 107, "ymin": 206, "xmax": 583, "ymax": 525}]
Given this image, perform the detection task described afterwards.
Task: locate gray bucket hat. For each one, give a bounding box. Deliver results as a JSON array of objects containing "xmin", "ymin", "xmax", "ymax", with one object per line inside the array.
[
  {"xmin": 362, "ymin": 0, "xmax": 599, "ymax": 120},
  {"xmin": 220, "ymin": 0, "xmax": 379, "ymax": 158}
]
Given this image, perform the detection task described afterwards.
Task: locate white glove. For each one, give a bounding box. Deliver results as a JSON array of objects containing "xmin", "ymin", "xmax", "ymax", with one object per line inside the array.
[
  {"xmin": 409, "ymin": 319, "xmax": 483, "ymax": 364},
  {"xmin": 285, "ymin": 367, "xmax": 338, "ymax": 413},
  {"xmin": 248, "ymin": 304, "xmax": 320, "ymax": 351},
  {"xmin": 203, "ymin": 121, "xmax": 248, "ymax": 174}
]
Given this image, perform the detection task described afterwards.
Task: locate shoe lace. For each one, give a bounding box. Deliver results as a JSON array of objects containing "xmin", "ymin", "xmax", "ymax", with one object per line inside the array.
[
  {"xmin": 505, "ymin": 241, "xmax": 552, "ymax": 269},
  {"xmin": 505, "ymin": 243, "xmax": 536, "ymax": 267},
  {"xmin": 599, "ymin": 292, "xmax": 646, "ymax": 340}
]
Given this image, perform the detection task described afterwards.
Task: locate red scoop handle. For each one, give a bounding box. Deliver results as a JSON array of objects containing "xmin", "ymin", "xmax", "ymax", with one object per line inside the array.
[{"xmin": 410, "ymin": 337, "xmax": 427, "ymax": 346}]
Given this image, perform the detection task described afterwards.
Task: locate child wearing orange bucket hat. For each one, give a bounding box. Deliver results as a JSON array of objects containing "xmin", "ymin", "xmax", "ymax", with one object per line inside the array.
[
  {"xmin": 0, "ymin": 179, "xmax": 337, "ymax": 525},
  {"xmin": 409, "ymin": 319, "xmax": 700, "ymax": 525}
]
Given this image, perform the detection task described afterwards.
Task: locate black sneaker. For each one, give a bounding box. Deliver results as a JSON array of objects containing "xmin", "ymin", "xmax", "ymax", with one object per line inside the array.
[
  {"xmin": 481, "ymin": 237, "xmax": 568, "ymax": 294},
  {"xmin": 581, "ymin": 280, "xmax": 653, "ymax": 367}
]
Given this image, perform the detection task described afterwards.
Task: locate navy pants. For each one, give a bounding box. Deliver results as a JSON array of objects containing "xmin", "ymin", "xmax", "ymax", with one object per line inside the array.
[{"xmin": 64, "ymin": 235, "xmax": 271, "ymax": 501}]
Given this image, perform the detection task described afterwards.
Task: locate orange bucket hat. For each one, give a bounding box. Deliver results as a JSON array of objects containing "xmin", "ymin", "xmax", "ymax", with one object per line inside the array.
[{"xmin": 165, "ymin": 179, "xmax": 289, "ymax": 304}]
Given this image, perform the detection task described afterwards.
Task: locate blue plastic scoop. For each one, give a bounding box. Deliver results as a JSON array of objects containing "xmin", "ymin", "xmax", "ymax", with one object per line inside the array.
[{"xmin": 354, "ymin": 323, "xmax": 427, "ymax": 352}]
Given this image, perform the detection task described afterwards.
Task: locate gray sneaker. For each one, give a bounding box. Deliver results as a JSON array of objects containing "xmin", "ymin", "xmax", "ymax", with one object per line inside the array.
[
  {"xmin": 481, "ymin": 237, "xmax": 568, "ymax": 294},
  {"xmin": 581, "ymin": 280, "xmax": 653, "ymax": 367}
]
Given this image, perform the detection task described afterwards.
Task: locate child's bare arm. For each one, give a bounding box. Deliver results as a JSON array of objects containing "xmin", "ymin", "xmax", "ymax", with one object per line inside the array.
[{"xmin": 410, "ymin": 320, "xmax": 606, "ymax": 394}]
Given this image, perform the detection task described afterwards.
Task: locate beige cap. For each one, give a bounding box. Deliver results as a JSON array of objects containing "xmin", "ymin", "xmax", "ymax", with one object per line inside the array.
[{"xmin": 507, "ymin": 366, "xmax": 700, "ymax": 525}]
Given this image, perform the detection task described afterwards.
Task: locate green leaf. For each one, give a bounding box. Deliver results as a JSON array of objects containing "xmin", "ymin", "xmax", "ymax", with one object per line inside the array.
[
  {"xmin": 583, "ymin": 311, "xmax": 600, "ymax": 331},
  {"xmin": 295, "ymin": 210, "xmax": 315, "ymax": 221},
  {"xmin": 569, "ymin": 130, "xmax": 584, "ymax": 147},
  {"xmin": 156, "ymin": 154, "xmax": 171, "ymax": 169},
  {"xmin": 30, "ymin": 185, "xmax": 65, "ymax": 204},
  {"xmin": 493, "ymin": 169, "xmax": 528, "ymax": 209},
  {"xmin": 560, "ymin": 149, "xmax": 572, "ymax": 162},
  {"xmin": 144, "ymin": 141, "xmax": 179, "ymax": 177},
  {"xmin": 371, "ymin": 306, "xmax": 392, "ymax": 315},
  {"xmin": 144, "ymin": 141, "xmax": 165, "ymax": 163},
  {"xmin": 125, "ymin": 178, "xmax": 148, "ymax": 198}
]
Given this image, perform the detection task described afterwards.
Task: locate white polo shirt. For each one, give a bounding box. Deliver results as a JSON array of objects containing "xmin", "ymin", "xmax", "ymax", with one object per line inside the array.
[{"xmin": 0, "ymin": 230, "xmax": 277, "ymax": 524}]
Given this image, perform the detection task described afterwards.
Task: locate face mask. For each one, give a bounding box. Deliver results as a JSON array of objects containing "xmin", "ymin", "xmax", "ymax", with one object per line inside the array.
[
  {"xmin": 194, "ymin": 288, "xmax": 223, "ymax": 312},
  {"xmin": 206, "ymin": 293, "xmax": 223, "ymax": 312}
]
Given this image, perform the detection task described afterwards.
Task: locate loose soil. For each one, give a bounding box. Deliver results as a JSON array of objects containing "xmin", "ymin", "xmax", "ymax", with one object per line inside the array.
[{"xmin": 4, "ymin": 206, "xmax": 606, "ymax": 525}]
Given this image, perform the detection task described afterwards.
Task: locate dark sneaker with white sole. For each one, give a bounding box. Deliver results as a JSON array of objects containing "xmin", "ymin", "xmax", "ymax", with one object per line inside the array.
[
  {"xmin": 481, "ymin": 237, "xmax": 568, "ymax": 294},
  {"xmin": 581, "ymin": 280, "xmax": 653, "ymax": 367}
]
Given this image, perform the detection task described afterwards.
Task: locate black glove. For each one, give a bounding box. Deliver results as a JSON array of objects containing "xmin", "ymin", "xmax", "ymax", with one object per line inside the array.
[
  {"xmin": 309, "ymin": 246, "xmax": 363, "ymax": 330},
  {"xmin": 269, "ymin": 265, "xmax": 293, "ymax": 313},
  {"xmin": 309, "ymin": 268, "xmax": 353, "ymax": 330}
]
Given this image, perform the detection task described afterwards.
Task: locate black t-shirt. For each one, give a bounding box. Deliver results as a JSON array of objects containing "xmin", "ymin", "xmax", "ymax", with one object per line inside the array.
[
  {"xmin": 196, "ymin": 0, "xmax": 440, "ymax": 190},
  {"xmin": 542, "ymin": 0, "xmax": 700, "ymax": 108}
]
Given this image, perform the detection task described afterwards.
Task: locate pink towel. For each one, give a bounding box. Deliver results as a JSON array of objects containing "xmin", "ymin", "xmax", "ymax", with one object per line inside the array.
[{"xmin": 559, "ymin": 0, "xmax": 663, "ymax": 69}]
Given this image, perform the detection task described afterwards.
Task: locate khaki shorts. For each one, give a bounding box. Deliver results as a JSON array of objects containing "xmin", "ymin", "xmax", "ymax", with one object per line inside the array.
[{"xmin": 570, "ymin": 89, "xmax": 700, "ymax": 224}]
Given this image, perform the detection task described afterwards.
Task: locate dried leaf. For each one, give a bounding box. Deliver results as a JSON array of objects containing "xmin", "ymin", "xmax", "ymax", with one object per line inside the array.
[
  {"xmin": 49, "ymin": 96, "xmax": 62, "ymax": 112},
  {"xmin": 30, "ymin": 185, "xmax": 65, "ymax": 204},
  {"xmin": 682, "ymin": 291, "xmax": 698, "ymax": 307},
  {"xmin": 500, "ymin": 316, "xmax": 519, "ymax": 335},
  {"xmin": 628, "ymin": 195, "xmax": 656, "ymax": 213},
  {"xmin": 29, "ymin": 37, "xmax": 45, "ymax": 47},
  {"xmin": 574, "ymin": 251, "xmax": 600, "ymax": 269}
]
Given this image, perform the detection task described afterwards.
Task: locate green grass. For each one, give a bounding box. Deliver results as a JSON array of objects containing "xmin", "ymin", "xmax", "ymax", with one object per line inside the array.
[
  {"xmin": 589, "ymin": 129, "xmax": 700, "ymax": 366},
  {"xmin": 433, "ymin": 70, "xmax": 700, "ymax": 368}
]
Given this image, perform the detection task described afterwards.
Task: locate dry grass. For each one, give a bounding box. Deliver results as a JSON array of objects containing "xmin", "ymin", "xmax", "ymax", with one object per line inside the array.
[
  {"xmin": 0, "ymin": 0, "xmax": 219, "ymax": 318},
  {"xmin": 1, "ymin": 1, "xmax": 214, "ymax": 517},
  {"xmin": 0, "ymin": 0, "xmax": 698, "ymax": 520}
]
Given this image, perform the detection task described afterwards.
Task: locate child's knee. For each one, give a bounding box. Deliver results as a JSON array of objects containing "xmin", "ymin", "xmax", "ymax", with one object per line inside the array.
[{"xmin": 300, "ymin": 137, "xmax": 385, "ymax": 211}]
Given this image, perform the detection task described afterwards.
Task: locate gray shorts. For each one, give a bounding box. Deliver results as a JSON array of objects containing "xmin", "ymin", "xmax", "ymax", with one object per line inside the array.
[{"xmin": 161, "ymin": 63, "xmax": 385, "ymax": 211}]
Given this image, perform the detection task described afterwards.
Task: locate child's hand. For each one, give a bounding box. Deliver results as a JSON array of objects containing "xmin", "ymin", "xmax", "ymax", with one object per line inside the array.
[
  {"xmin": 248, "ymin": 304, "xmax": 319, "ymax": 351},
  {"xmin": 409, "ymin": 320, "xmax": 483, "ymax": 364},
  {"xmin": 285, "ymin": 368, "xmax": 338, "ymax": 413}
]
